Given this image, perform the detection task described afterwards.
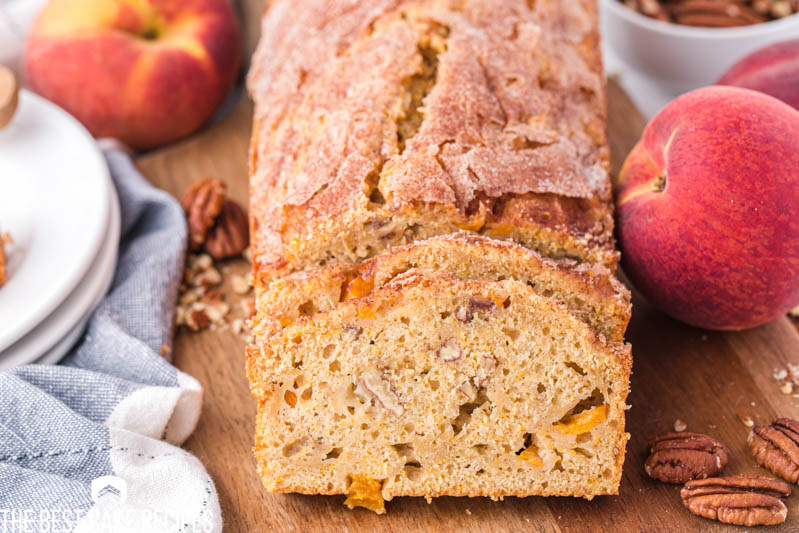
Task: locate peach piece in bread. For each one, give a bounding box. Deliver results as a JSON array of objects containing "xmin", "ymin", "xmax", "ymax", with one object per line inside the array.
[
  {"xmin": 25, "ymin": 0, "xmax": 241, "ymax": 150},
  {"xmin": 615, "ymin": 86, "xmax": 799, "ymax": 330},
  {"xmin": 719, "ymin": 39, "xmax": 799, "ymax": 111}
]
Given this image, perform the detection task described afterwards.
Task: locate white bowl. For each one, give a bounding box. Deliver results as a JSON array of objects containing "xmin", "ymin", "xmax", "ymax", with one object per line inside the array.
[{"xmin": 600, "ymin": 0, "xmax": 799, "ymax": 94}]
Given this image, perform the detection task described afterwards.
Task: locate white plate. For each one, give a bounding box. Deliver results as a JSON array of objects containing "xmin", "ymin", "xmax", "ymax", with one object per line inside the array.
[
  {"xmin": 0, "ymin": 181, "xmax": 120, "ymax": 370},
  {"xmin": 34, "ymin": 311, "xmax": 90, "ymax": 366},
  {"xmin": 0, "ymin": 90, "xmax": 111, "ymax": 351}
]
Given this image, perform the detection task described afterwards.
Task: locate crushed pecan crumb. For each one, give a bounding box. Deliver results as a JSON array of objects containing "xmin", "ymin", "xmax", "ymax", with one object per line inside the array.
[
  {"xmin": 738, "ymin": 412, "xmax": 755, "ymax": 428},
  {"xmin": 231, "ymin": 273, "xmax": 251, "ymax": 295},
  {"xmin": 174, "ymin": 252, "xmax": 254, "ymax": 343}
]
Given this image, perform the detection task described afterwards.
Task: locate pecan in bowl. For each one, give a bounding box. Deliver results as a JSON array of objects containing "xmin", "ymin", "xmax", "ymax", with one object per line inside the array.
[
  {"xmin": 749, "ymin": 417, "xmax": 799, "ymax": 484},
  {"xmin": 622, "ymin": 0, "xmax": 798, "ymax": 27},
  {"xmin": 645, "ymin": 432, "xmax": 729, "ymax": 483},
  {"xmin": 680, "ymin": 475, "xmax": 791, "ymax": 526}
]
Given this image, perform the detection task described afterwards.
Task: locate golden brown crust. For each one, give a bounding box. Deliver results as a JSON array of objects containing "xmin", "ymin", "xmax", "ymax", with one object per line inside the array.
[{"xmin": 248, "ymin": 0, "xmax": 613, "ymax": 282}]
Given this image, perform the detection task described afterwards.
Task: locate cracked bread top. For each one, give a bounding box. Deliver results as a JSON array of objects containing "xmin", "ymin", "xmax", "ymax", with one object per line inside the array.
[{"xmin": 248, "ymin": 0, "xmax": 613, "ymax": 283}]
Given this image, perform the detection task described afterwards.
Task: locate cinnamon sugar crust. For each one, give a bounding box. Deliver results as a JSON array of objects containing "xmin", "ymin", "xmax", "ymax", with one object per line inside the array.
[{"xmin": 248, "ymin": 0, "xmax": 614, "ymax": 283}]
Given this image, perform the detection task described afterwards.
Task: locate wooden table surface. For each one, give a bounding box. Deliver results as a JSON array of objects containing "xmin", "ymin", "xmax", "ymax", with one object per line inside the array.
[{"xmin": 135, "ymin": 4, "xmax": 799, "ymax": 531}]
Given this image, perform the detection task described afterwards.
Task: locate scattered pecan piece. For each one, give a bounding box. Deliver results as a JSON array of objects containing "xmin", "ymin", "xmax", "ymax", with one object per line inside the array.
[
  {"xmin": 181, "ymin": 179, "xmax": 226, "ymax": 250},
  {"xmin": 645, "ymin": 432, "xmax": 729, "ymax": 484},
  {"xmin": 749, "ymin": 418, "xmax": 799, "ymax": 484},
  {"xmin": 680, "ymin": 475, "xmax": 791, "ymax": 526},
  {"xmin": 738, "ymin": 412, "xmax": 755, "ymax": 428},
  {"xmin": 204, "ymin": 200, "xmax": 249, "ymax": 260}
]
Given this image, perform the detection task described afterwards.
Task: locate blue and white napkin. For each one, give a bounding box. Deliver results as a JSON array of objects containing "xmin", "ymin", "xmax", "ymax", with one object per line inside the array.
[{"xmin": 0, "ymin": 148, "xmax": 222, "ymax": 532}]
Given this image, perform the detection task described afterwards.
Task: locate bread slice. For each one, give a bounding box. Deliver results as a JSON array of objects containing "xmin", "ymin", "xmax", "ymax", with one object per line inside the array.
[
  {"xmin": 247, "ymin": 271, "xmax": 631, "ymax": 510},
  {"xmin": 252, "ymin": 233, "xmax": 630, "ymax": 345},
  {"xmin": 248, "ymin": 0, "xmax": 615, "ymax": 285}
]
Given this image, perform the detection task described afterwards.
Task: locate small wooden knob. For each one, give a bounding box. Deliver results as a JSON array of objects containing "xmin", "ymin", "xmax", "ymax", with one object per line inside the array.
[{"xmin": 0, "ymin": 66, "xmax": 19, "ymax": 130}]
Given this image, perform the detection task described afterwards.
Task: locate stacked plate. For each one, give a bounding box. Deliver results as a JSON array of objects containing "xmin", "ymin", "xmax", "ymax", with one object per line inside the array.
[{"xmin": 0, "ymin": 90, "xmax": 119, "ymax": 370}]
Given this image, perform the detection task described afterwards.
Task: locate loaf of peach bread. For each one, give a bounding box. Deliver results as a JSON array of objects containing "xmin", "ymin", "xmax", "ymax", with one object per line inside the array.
[{"xmin": 246, "ymin": 0, "xmax": 632, "ymax": 512}]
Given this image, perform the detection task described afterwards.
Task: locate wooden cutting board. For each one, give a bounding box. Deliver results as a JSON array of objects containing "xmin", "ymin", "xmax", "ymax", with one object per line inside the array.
[{"xmin": 135, "ymin": 7, "xmax": 799, "ymax": 530}]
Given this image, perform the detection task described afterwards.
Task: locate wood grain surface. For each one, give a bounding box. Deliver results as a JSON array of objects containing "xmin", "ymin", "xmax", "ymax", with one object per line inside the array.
[{"xmin": 134, "ymin": 5, "xmax": 799, "ymax": 530}]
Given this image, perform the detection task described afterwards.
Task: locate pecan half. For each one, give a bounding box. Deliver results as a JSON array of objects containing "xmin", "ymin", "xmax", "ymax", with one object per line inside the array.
[
  {"xmin": 645, "ymin": 432, "xmax": 729, "ymax": 484},
  {"xmin": 181, "ymin": 179, "xmax": 226, "ymax": 250},
  {"xmin": 204, "ymin": 200, "xmax": 249, "ymax": 260},
  {"xmin": 749, "ymin": 418, "xmax": 799, "ymax": 484},
  {"xmin": 680, "ymin": 475, "xmax": 791, "ymax": 526}
]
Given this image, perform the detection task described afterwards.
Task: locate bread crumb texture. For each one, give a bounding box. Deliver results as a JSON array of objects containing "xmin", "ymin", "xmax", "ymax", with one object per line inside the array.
[{"xmin": 248, "ymin": 269, "xmax": 631, "ymax": 504}]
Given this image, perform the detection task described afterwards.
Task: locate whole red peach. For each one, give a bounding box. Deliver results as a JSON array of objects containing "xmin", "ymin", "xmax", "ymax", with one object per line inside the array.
[
  {"xmin": 719, "ymin": 39, "xmax": 799, "ymax": 111},
  {"xmin": 25, "ymin": 0, "xmax": 242, "ymax": 150},
  {"xmin": 615, "ymin": 86, "xmax": 799, "ymax": 330}
]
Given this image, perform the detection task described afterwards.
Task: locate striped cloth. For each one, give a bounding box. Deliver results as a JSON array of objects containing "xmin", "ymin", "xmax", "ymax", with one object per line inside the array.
[{"xmin": 0, "ymin": 148, "xmax": 221, "ymax": 533}]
